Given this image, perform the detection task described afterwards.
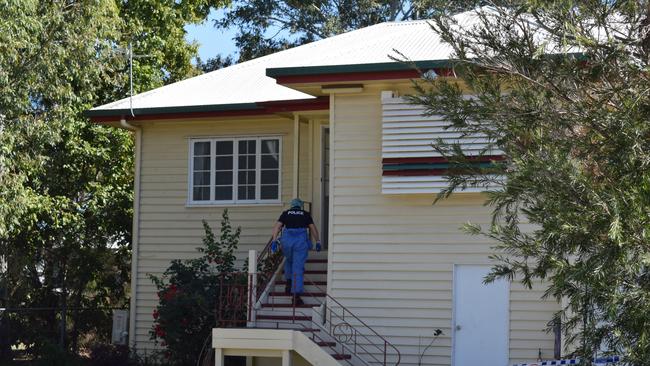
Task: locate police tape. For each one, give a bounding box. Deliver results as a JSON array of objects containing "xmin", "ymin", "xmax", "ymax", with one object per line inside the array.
[{"xmin": 512, "ymin": 356, "xmax": 620, "ymax": 366}]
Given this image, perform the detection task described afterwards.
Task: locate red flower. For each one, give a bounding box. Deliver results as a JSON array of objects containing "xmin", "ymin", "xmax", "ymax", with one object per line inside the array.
[
  {"xmin": 181, "ymin": 318, "xmax": 189, "ymax": 327},
  {"xmin": 154, "ymin": 324, "xmax": 165, "ymax": 338},
  {"xmin": 152, "ymin": 310, "xmax": 159, "ymax": 319},
  {"xmin": 165, "ymin": 351, "xmax": 172, "ymax": 359},
  {"xmin": 162, "ymin": 284, "xmax": 179, "ymax": 300}
]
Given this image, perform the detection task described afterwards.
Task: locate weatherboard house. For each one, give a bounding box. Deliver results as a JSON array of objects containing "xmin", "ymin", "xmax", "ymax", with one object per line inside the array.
[{"xmin": 88, "ymin": 14, "xmax": 560, "ymax": 366}]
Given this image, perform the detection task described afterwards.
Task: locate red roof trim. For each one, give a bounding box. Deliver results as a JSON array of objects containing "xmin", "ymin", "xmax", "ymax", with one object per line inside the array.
[
  {"xmin": 382, "ymin": 155, "xmax": 506, "ymax": 165},
  {"xmin": 382, "ymin": 169, "xmax": 451, "ymax": 176}
]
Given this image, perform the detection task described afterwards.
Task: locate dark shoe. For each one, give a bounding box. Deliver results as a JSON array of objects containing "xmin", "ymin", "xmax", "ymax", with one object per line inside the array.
[
  {"xmin": 293, "ymin": 296, "xmax": 304, "ymax": 306},
  {"xmin": 285, "ymin": 279, "xmax": 292, "ymax": 294}
]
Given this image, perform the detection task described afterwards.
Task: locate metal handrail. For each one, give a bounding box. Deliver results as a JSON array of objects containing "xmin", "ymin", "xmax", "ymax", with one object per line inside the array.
[
  {"xmin": 215, "ymin": 239, "xmax": 401, "ymax": 366},
  {"xmin": 303, "ymin": 276, "xmax": 402, "ymax": 366}
]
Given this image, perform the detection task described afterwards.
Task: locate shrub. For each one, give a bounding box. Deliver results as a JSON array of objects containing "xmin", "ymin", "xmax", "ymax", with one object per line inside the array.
[{"xmin": 149, "ymin": 210, "xmax": 242, "ymax": 365}]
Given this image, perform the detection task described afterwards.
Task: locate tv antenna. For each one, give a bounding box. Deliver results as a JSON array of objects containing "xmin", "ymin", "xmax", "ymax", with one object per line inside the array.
[{"xmin": 115, "ymin": 43, "xmax": 152, "ymax": 117}]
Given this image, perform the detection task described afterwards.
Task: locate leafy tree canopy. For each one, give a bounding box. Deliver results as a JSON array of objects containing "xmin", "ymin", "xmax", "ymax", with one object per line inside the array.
[
  {"xmin": 410, "ymin": 1, "xmax": 650, "ymax": 363},
  {"xmin": 0, "ymin": 0, "xmax": 226, "ymax": 359},
  {"xmin": 215, "ymin": 0, "xmax": 483, "ymax": 62}
]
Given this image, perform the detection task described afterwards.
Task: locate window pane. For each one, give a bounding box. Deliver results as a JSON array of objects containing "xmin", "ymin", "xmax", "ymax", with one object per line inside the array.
[
  {"xmin": 194, "ymin": 142, "xmax": 210, "ymax": 156},
  {"xmin": 215, "ymin": 171, "xmax": 233, "ymax": 185},
  {"xmin": 193, "ymin": 187, "xmax": 210, "ymax": 201},
  {"xmin": 261, "ymin": 185, "xmax": 278, "ymax": 200},
  {"xmin": 238, "ymin": 140, "xmax": 248, "ymax": 154},
  {"xmin": 194, "ymin": 156, "xmax": 210, "ymax": 170},
  {"xmin": 238, "ymin": 171, "xmax": 246, "ymax": 184},
  {"xmin": 216, "ymin": 141, "xmax": 233, "ymax": 155},
  {"xmin": 248, "ymin": 140, "xmax": 256, "ymax": 152},
  {"xmin": 215, "ymin": 186, "xmax": 232, "ymax": 200},
  {"xmin": 238, "ymin": 156, "xmax": 247, "ymax": 169},
  {"xmin": 215, "ymin": 156, "xmax": 233, "ymax": 170},
  {"xmin": 238, "ymin": 186, "xmax": 254, "ymax": 200},
  {"xmin": 261, "ymin": 139, "xmax": 279, "ymax": 154},
  {"xmin": 248, "ymin": 156, "xmax": 256, "ymax": 168},
  {"xmin": 261, "ymin": 155, "xmax": 279, "ymax": 169},
  {"xmin": 261, "ymin": 170, "xmax": 278, "ymax": 184},
  {"xmin": 193, "ymin": 172, "xmax": 210, "ymax": 185}
]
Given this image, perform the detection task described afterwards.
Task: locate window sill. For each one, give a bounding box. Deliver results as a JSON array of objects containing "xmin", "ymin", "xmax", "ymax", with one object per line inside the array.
[{"xmin": 185, "ymin": 201, "xmax": 283, "ymax": 208}]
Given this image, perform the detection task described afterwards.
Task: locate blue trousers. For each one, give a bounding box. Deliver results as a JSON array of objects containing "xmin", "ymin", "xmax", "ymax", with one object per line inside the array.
[{"xmin": 282, "ymin": 228, "xmax": 310, "ymax": 294}]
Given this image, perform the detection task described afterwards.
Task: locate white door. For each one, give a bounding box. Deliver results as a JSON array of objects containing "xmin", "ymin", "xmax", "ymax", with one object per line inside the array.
[{"xmin": 453, "ymin": 265, "xmax": 509, "ymax": 366}]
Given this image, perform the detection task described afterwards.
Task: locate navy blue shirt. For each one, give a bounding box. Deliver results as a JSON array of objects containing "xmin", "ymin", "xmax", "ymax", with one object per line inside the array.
[{"xmin": 278, "ymin": 209, "xmax": 314, "ymax": 229}]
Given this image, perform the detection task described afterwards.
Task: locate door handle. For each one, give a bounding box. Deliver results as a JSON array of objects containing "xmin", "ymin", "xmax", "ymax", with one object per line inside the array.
[{"xmin": 456, "ymin": 325, "xmax": 461, "ymax": 331}]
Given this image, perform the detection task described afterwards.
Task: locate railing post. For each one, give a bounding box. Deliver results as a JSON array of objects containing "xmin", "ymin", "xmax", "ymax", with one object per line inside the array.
[
  {"xmin": 384, "ymin": 340, "xmax": 387, "ymax": 366},
  {"xmin": 247, "ymin": 250, "xmax": 257, "ymax": 328}
]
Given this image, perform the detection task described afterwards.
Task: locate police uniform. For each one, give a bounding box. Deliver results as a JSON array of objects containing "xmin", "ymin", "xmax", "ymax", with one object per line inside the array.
[{"xmin": 278, "ymin": 207, "xmax": 313, "ymax": 294}]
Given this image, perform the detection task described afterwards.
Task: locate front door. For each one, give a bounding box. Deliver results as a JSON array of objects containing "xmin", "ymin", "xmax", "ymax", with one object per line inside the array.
[{"xmin": 453, "ymin": 265, "xmax": 509, "ymax": 366}]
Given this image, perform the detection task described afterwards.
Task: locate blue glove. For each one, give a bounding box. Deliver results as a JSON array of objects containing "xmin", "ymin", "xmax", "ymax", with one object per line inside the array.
[
  {"xmin": 271, "ymin": 240, "xmax": 279, "ymax": 253},
  {"xmin": 315, "ymin": 242, "xmax": 322, "ymax": 252}
]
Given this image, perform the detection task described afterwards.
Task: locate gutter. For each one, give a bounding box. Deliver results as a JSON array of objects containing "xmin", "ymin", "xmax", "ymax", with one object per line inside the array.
[
  {"xmin": 86, "ymin": 98, "xmax": 329, "ymax": 124},
  {"xmin": 120, "ymin": 118, "xmax": 142, "ymax": 348},
  {"xmin": 265, "ymin": 59, "xmax": 455, "ymax": 78}
]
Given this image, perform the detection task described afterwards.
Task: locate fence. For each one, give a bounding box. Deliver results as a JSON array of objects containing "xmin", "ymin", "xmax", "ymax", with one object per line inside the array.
[{"xmin": 0, "ymin": 306, "xmax": 126, "ymax": 360}]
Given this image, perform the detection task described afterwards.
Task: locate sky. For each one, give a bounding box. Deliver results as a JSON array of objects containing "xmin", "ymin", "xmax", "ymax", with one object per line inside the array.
[{"xmin": 184, "ymin": 8, "xmax": 238, "ymax": 61}]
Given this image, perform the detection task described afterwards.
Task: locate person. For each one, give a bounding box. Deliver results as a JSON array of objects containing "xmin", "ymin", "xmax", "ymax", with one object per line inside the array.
[{"xmin": 271, "ymin": 198, "xmax": 321, "ymax": 305}]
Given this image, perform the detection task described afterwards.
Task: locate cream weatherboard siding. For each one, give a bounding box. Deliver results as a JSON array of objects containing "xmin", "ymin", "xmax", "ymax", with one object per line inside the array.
[
  {"xmin": 134, "ymin": 115, "xmax": 313, "ymax": 351},
  {"xmin": 328, "ymin": 87, "xmax": 559, "ymax": 366}
]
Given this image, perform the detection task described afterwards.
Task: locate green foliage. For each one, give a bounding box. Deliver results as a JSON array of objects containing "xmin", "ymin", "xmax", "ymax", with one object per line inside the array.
[
  {"xmin": 0, "ymin": 0, "xmax": 227, "ymax": 360},
  {"xmin": 149, "ymin": 210, "xmax": 242, "ymax": 365},
  {"xmin": 410, "ymin": 2, "xmax": 650, "ymax": 363},
  {"xmin": 215, "ymin": 0, "xmax": 482, "ymax": 62}
]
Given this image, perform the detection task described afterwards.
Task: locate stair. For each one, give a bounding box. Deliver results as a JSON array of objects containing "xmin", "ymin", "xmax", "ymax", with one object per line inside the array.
[{"xmin": 253, "ymin": 251, "xmax": 350, "ymax": 363}]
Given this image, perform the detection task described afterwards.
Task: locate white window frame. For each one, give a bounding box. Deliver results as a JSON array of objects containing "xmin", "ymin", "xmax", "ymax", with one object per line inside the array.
[{"xmin": 188, "ymin": 136, "xmax": 283, "ymax": 206}]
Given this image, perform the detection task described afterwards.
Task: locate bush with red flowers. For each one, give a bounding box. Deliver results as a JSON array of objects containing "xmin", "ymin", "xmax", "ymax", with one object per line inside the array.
[{"xmin": 149, "ymin": 210, "xmax": 242, "ymax": 365}]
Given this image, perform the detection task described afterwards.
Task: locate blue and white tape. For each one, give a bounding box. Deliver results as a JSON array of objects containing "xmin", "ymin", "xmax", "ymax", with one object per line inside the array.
[{"xmin": 512, "ymin": 356, "xmax": 620, "ymax": 366}]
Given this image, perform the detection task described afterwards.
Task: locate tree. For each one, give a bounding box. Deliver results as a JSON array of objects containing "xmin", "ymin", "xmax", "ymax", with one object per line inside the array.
[
  {"xmin": 0, "ymin": 0, "xmax": 226, "ymax": 360},
  {"xmin": 215, "ymin": 0, "xmax": 483, "ymax": 62},
  {"xmin": 409, "ymin": 2, "xmax": 650, "ymax": 363},
  {"xmin": 195, "ymin": 55, "xmax": 236, "ymax": 72},
  {"xmin": 150, "ymin": 211, "xmax": 242, "ymax": 365}
]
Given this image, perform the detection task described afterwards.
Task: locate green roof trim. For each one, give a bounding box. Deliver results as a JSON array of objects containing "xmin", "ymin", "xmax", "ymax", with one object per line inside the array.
[
  {"xmin": 84, "ymin": 102, "xmax": 261, "ymax": 118},
  {"xmin": 266, "ymin": 59, "xmax": 455, "ymax": 78}
]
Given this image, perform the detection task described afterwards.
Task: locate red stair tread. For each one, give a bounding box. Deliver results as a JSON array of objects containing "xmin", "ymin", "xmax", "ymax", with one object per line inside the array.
[
  {"xmin": 261, "ymin": 303, "xmax": 316, "ymax": 308},
  {"xmin": 306, "ymin": 259, "xmax": 328, "ymax": 263},
  {"xmin": 257, "ymin": 314, "xmax": 311, "ymax": 321},
  {"xmin": 269, "ymin": 291, "xmax": 326, "ymax": 297},
  {"xmin": 283, "ymin": 270, "xmax": 327, "ymax": 275},
  {"xmin": 332, "ymin": 354, "xmax": 352, "ymax": 360},
  {"xmin": 317, "ymin": 341, "xmax": 336, "ymax": 347},
  {"xmin": 277, "ymin": 280, "xmax": 327, "ymax": 285},
  {"xmin": 254, "ymin": 327, "xmax": 320, "ymax": 333}
]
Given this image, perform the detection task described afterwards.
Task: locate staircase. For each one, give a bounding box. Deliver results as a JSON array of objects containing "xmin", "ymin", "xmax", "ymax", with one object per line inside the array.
[
  {"xmin": 253, "ymin": 251, "xmax": 356, "ymax": 362},
  {"xmin": 213, "ymin": 246, "xmax": 400, "ymax": 366}
]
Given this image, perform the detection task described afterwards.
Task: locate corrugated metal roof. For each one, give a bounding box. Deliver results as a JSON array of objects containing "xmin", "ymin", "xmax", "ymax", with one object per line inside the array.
[{"xmin": 91, "ymin": 12, "xmax": 476, "ymax": 113}]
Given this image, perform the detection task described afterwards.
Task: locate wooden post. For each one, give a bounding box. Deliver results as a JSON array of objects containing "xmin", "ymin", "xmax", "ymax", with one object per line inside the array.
[
  {"xmin": 292, "ymin": 114, "xmax": 300, "ymax": 198},
  {"xmin": 247, "ymin": 250, "xmax": 257, "ymax": 328},
  {"xmin": 214, "ymin": 348, "xmax": 224, "ymax": 366},
  {"xmin": 282, "ymin": 350, "xmax": 292, "ymax": 366}
]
